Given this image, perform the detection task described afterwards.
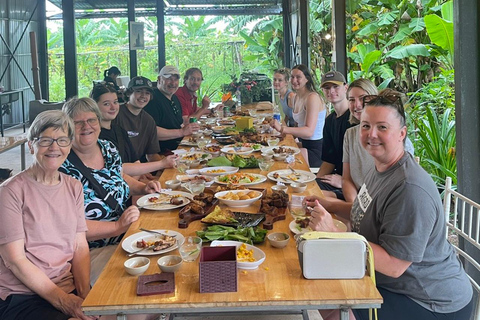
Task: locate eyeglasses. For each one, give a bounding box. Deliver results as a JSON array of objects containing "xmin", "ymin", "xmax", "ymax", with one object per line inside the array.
[
  {"xmin": 34, "ymin": 137, "xmax": 72, "ymax": 147},
  {"xmin": 74, "ymin": 118, "xmax": 99, "ymax": 128},
  {"xmin": 171, "ymin": 100, "xmax": 181, "ymax": 116}
]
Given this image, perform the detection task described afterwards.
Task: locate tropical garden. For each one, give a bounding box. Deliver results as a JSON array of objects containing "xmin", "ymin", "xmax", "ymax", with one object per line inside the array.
[{"xmin": 46, "ymin": 0, "xmax": 456, "ymax": 188}]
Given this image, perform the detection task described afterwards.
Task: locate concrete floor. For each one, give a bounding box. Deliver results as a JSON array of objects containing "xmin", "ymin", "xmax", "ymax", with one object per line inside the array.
[{"xmin": 0, "ymin": 128, "xmax": 31, "ymax": 177}]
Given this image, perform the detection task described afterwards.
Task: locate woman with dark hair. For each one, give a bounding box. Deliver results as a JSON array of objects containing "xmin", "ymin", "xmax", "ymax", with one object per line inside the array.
[
  {"xmin": 307, "ymin": 89, "xmax": 473, "ymax": 320},
  {"xmin": 270, "ymin": 64, "xmax": 326, "ymax": 167},
  {"xmin": 90, "ymin": 83, "xmax": 175, "ymax": 178},
  {"xmin": 103, "ymin": 66, "xmax": 121, "ymax": 91},
  {"xmin": 273, "ymin": 68, "xmax": 296, "ymax": 127}
]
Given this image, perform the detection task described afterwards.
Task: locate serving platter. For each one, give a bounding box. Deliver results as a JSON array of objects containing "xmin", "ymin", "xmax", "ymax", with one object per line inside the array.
[{"xmin": 215, "ymin": 173, "xmax": 267, "ymax": 186}]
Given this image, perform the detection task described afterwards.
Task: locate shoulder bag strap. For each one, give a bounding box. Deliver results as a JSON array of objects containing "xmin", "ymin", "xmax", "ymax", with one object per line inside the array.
[{"xmin": 67, "ymin": 150, "xmax": 120, "ymax": 212}]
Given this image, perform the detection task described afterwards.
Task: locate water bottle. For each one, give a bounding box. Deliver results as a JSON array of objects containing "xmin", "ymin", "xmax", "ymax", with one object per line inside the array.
[
  {"xmin": 235, "ymin": 89, "xmax": 242, "ymax": 107},
  {"xmin": 273, "ymin": 104, "xmax": 281, "ymax": 122}
]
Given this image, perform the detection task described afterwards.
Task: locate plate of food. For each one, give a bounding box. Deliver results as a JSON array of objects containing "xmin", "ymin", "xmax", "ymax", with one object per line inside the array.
[
  {"xmin": 201, "ymin": 205, "xmax": 265, "ymax": 227},
  {"xmin": 201, "ymin": 144, "xmax": 222, "ymax": 156},
  {"xmin": 121, "ymin": 230, "xmax": 185, "ymax": 256},
  {"xmin": 227, "ymin": 142, "xmax": 262, "ymax": 151},
  {"xmin": 136, "ymin": 192, "xmax": 193, "ymax": 211},
  {"xmin": 289, "ymin": 218, "xmax": 347, "ymax": 234},
  {"xmin": 215, "ymin": 189, "xmax": 263, "ymax": 207},
  {"xmin": 179, "ymin": 152, "xmax": 212, "ymax": 162},
  {"xmin": 267, "ymin": 169, "xmax": 316, "ymax": 184},
  {"xmin": 175, "ymin": 175, "xmax": 214, "ymax": 187},
  {"xmin": 199, "ymin": 166, "xmax": 239, "ymax": 176},
  {"xmin": 179, "ymin": 136, "xmax": 198, "ymax": 147},
  {"xmin": 215, "ymin": 173, "xmax": 267, "ymax": 186},
  {"xmin": 261, "ymin": 146, "xmax": 301, "ymax": 155},
  {"xmin": 217, "ymin": 119, "xmax": 236, "ymax": 126},
  {"xmin": 221, "ymin": 146, "xmax": 254, "ymax": 155},
  {"xmin": 210, "ymin": 240, "xmax": 266, "ymax": 270}
]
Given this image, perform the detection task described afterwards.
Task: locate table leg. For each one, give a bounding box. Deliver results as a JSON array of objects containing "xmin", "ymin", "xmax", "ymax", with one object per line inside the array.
[
  {"xmin": 301, "ymin": 309, "xmax": 310, "ymax": 320},
  {"xmin": 20, "ymin": 141, "xmax": 25, "ymax": 170},
  {"xmin": 340, "ymin": 308, "xmax": 350, "ymax": 320},
  {"xmin": 116, "ymin": 314, "xmax": 127, "ymax": 320}
]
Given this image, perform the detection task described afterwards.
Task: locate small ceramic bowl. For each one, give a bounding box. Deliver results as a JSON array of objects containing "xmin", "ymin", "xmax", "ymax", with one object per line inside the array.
[
  {"xmin": 271, "ymin": 185, "xmax": 288, "ymax": 193},
  {"xmin": 267, "ymin": 232, "xmax": 290, "ymax": 248},
  {"xmin": 165, "ymin": 179, "xmax": 181, "ymax": 190},
  {"xmin": 203, "ymin": 129, "xmax": 213, "ymax": 136},
  {"xmin": 290, "ymin": 182, "xmax": 307, "ymax": 193},
  {"xmin": 157, "ymin": 255, "xmax": 183, "ymax": 273},
  {"xmin": 261, "ymin": 153, "xmax": 273, "ymax": 160},
  {"xmin": 212, "ymin": 126, "xmax": 226, "ymax": 134},
  {"xmin": 124, "ymin": 257, "xmax": 150, "ymax": 276},
  {"xmin": 273, "ymin": 153, "xmax": 287, "ymax": 161}
]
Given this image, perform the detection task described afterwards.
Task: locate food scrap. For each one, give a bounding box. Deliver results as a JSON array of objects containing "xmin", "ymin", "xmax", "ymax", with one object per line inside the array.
[{"xmin": 136, "ymin": 235, "xmax": 176, "ymax": 252}]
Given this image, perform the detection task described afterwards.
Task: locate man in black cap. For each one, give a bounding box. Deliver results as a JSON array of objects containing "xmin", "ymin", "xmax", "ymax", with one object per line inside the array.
[
  {"xmin": 316, "ymin": 70, "xmax": 353, "ymax": 199},
  {"xmin": 114, "ymin": 76, "xmax": 162, "ymax": 162},
  {"xmin": 145, "ymin": 65, "xmax": 200, "ymax": 153}
]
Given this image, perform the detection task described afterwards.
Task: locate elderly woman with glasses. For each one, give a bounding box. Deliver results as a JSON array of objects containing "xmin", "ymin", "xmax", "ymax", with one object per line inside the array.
[
  {"xmin": 306, "ymin": 89, "xmax": 473, "ymax": 320},
  {"xmin": 0, "ymin": 110, "xmax": 94, "ymax": 320},
  {"xmin": 59, "ymin": 97, "xmax": 161, "ymax": 285}
]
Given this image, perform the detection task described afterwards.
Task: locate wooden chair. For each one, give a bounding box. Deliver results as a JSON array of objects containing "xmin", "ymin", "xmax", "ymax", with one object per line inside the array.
[{"xmin": 443, "ymin": 177, "xmax": 480, "ymax": 319}]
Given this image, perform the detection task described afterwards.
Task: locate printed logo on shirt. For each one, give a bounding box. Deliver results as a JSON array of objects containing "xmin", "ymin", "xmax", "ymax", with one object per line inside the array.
[
  {"xmin": 127, "ymin": 131, "xmax": 139, "ymax": 138},
  {"xmin": 357, "ymin": 183, "xmax": 372, "ymax": 212}
]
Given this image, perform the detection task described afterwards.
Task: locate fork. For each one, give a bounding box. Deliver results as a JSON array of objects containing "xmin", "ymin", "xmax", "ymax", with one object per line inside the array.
[
  {"xmin": 127, "ymin": 245, "xmax": 156, "ymax": 257},
  {"xmin": 139, "ymin": 228, "xmax": 176, "ymax": 238},
  {"xmin": 288, "ymin": 165, "xmax": 301, "ymax": 177}
]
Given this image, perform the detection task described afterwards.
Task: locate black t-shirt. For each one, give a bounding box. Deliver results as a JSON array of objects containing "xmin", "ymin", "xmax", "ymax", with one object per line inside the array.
[
  {"xmin": 321, "ymin": 109, "xmax": 354, "ymax": 175},
  {"xmin": 99, "ymin": 124, "xmax": 138, "ymax": 163},
  {"xmin": 144, "ymin": 89, "xmax": 184, "ymax": 153}
]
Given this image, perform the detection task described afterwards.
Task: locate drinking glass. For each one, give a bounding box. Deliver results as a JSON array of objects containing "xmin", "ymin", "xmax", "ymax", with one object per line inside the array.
[
  {"xmin": 185, "ymin": 180, "xmax": 205, "ymax": 195},
  {"xmin": 267, "ymin": 138, "xmax": 280, "ymax": 147},
  {"xmin": 258, "ymin": 158, "xmax": 274, "ymax": 172},
  {"xmin": 197, "ymin": 137, "xmax": 210, "ymax": 149},
  {"xmin": 179, "ymin": 236, "xmax": 202, "ymax": 262},
  {"xmin": 175, "ymin": 159, "xmax": 189, "ymax": 174},
  {"xmin": 289, "ymin": 195, "xmax": 306, "ymax": 219}
]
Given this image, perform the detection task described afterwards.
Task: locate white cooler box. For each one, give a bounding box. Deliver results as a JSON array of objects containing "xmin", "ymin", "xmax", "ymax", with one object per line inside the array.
[{"xmin": 297, "ymin": 238, "xmax": 366, "ymax": 279}]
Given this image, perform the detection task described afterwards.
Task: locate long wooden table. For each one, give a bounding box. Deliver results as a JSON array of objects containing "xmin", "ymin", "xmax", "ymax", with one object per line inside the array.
[{"xmin": 82, "ymin": 134, "xmax": 382, "ymax": 320}]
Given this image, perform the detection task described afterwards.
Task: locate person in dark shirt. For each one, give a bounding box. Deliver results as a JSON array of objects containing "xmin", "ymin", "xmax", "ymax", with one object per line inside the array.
[
  {"xmin": 316, "ymin": 71, "xmax": 353, "ymax": 199},
  {"xmin": 103, "ymin": 66, "xmax": 121, "ymax": 91},
  {"xmin": 144, "ymin": 65, "xmax": 200, "ymax": 153}
]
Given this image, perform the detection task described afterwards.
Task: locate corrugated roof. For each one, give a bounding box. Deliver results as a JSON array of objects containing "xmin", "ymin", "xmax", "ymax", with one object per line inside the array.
[{"xmin": 47, "ymin": 0, "xmax": 282, "ymax": 19}]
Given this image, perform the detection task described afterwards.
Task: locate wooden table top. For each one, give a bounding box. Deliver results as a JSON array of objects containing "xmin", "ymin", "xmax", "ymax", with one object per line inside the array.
[{"xmin": 82, "ymin": 134, "xmax": 382, "ymax": 316}]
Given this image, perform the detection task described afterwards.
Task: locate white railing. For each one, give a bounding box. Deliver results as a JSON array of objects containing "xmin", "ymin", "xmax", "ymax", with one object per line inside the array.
[{"xmin": 443, "ymin": 177, "xmax": 480, "ymax": 320}]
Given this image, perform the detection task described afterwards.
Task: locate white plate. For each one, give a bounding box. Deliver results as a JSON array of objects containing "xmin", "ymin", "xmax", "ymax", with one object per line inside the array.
[
  {"xmin": 214, "ymin": 189, "xmax": 263, "ymax": 207},
  {"xmin": 289, "ymin": 220, "xmax": 347, "ymax": 235},
  {"xmin": 172, "ymin": 149, "xmax": 187, "ymax": 155},
  {"xmin": 267, "ymin": 169, "xmax": 316, "ymax": 184},
  {"xmin": 215, "ymin": 173, "xmax": 267, "ymax": 186},
  {"xmin": 179, "ymin": 152, "xmax": 212, "ymax": 161},
  {"xmin": 260, "ymin": 146, "xmax": 301, "ymax": 155},
  {"xmin": 136, "ymin": 192, "xmax": 193, "ymax": 211},
  {"xmin": 179, "ymin": 140, "xmax": 198, "ymax": 147},
  {"xmin": 221, "ymin": 146, "xmax": 254, "ymax": 155},
  {"xmin": 122, "ymin": 230, "xmax": 185, "ymax": 256},
  {"xmin": 175, "ymin": 175, "xmax": 215, "ymax": 187},
  {"xmin": 199, "ymin": 166, "xmax": 239, "ymax": 176},
  {"xmin": 210, "ymin": 240, "xmax": 266, "ymax": 270},
  {"xmin": 224, "ymin": 143, "xmax": 262, "ymax": 152}
]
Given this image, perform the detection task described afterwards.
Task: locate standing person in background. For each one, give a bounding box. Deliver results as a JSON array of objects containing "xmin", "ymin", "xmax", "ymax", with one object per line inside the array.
[
  {"xmin": 315, "ymin": 71, "xmax": 353, "ymax": 200},
  {"xmin": 175, "ymin": 67, "xmax": 223, "ymax": 122},
  {"xmin": 91, "ymin": 83, "xmax": 176, "ymax": 178},
  {"xmin": 103, "ymin": 66, "xmax": 121, "ymax": 91},
  {"xmin": 145, "ymin": 65, "xmax": 200, "ymax": 153},
  {"xmin": 273, "ymin": 68, "xmax": 296, "ymax": 127},
  {"xmin": 0, "ymin": 110, "xmax": 93, "ymax": 320},
  {"xmin": 270, "ymin": 64, "xmax": 326, "ymax": 167}
]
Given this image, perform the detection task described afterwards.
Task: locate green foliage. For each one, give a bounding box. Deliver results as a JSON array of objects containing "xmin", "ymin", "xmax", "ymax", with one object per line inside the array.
[{"xmin": 222, "ymin": 73, "xmax": 272, "ymax": 104}]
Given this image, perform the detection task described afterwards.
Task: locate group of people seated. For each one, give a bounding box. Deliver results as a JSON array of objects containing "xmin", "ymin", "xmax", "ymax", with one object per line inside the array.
[{"xmin": 0, "ymin": 63, "xmax": 474, "ymax": 320}]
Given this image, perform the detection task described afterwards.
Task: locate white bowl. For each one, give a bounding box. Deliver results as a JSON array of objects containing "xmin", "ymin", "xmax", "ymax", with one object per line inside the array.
[
  {"xmin": 212, "ymin": 126, "xmax": 226, "ymax": 134},
  {"xmin": 210, "ymin": 240, "xmax": 266, "ymax": 270},
  {"xmin": 273, "ymin": 153, "xmax": 287, "ymax": 161},
  {"xmin": 165, "ymin": 179, "xmax": 181, "ymax": 190},
  {"xmin": 124, "ymin": 257, "xmax": 150, "ymax": 276},
  {"xmin": 290, "ymin": 182, "xmax": 307, "ymax": 193},
  {"xmin": 157, "ymin": 255, "xmax": 183, "ymax": 273},
  {"xmin": 271, "ymin": 185, "xmax": 288, "ymax": 193},
  {"xmin": 220, "ymin": 147, "xmax": 254, "ymax": 155},
  {"xmin": 214, "ymin": 189, "xmax": 263, "ymax": 207},
  {"xmin": 199, "ymin": 166, "xmax": 239, "ymax": 176},
  {"xmin": 203, "ymin": 129, "xmax": 213, "ymax": 136},
  {"xmin": 267, "ymin": 232, "xmax": 290, "ymax": 248}
]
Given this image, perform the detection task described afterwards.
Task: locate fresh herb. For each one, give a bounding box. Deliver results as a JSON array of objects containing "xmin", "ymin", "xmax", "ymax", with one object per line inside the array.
[{"xmin": 196, "ymin": 225, "xmax": 268, "ymax": 244}]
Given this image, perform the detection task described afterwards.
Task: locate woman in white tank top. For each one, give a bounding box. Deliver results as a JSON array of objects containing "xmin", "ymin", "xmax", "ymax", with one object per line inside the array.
[{"xmin": 270, "ymin": 64, "xmax": 326, "ymax": 167}]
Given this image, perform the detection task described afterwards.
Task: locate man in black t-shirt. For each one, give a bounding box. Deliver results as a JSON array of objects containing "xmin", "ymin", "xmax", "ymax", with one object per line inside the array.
[
  {"xmin": 315, "ymin": 71, "xmax": 353, "ymax": 199},
  {"xmin": 144, "ymin": 66, "xmax": 200, "ymax": 153}
]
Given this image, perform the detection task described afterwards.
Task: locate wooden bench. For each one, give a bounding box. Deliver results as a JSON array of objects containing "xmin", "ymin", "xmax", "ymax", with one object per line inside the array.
[
  {"xmin": 444, "ymin": 177, "xmax": 480, "ymax": 319},
  {"xmin": 0, "ymin": 135, "xmax": 27, "ymax": 170}
]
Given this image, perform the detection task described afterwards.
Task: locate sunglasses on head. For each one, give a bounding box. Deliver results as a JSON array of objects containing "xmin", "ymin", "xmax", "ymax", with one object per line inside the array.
[{"xmin": 362, "ymin": 94, "xmax": 403, "ymax": 108}]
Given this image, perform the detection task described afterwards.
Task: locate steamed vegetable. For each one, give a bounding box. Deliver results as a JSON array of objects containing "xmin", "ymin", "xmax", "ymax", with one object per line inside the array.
[{"xmin": 196, "ymin": 225, "xmax": 268, "ymax": 244}]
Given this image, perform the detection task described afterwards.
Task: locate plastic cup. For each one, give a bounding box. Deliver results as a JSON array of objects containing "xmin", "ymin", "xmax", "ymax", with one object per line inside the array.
[
  {"xmin": 258, "ymin": 158, "xmax": 274, "ymax": 171},
  {"xmin": 179, "ymin": 236, "xmax": 202, "ymax": 262}
]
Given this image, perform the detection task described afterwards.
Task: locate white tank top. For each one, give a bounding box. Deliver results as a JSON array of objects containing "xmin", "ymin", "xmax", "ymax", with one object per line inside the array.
[{"xmin": 292, "ymin": 95, "xmax": 326, "ymax": 140}]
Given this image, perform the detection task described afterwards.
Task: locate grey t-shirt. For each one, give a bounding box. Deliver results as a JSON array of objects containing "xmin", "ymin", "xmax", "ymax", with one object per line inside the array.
[
  {"xmin": 351, "ymin": 152, "xmax": 472, "ymax": 313},
  {"xmin": 343, "ymin": 125, "xmax": 415, "ymax": 190}
]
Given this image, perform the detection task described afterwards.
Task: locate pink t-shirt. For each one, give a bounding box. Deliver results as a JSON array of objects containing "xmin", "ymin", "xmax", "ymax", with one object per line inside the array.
[
  {"xmin": 175, "ymin": 85, "xmax": 197, "ymax": 116},
  {"xmin": 0, "ymin": 171, "xmax": 87, "ymax": 300}
]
